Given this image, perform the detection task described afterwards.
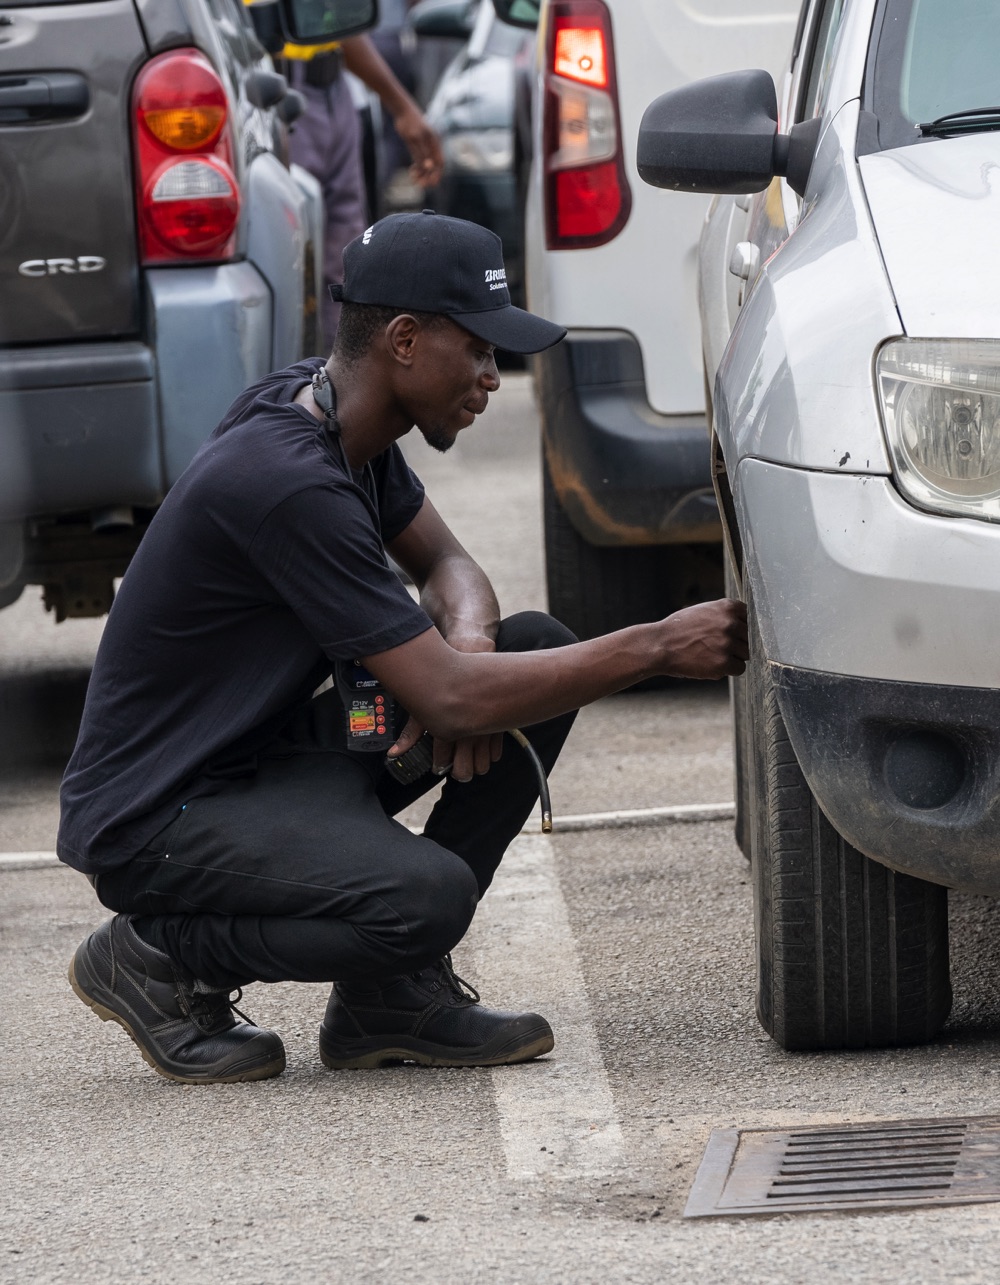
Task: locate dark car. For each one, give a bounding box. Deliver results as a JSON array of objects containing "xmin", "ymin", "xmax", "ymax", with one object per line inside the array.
[{"xmin": 0, "ymin": 0, "xmax": 374, "ymax": 622}]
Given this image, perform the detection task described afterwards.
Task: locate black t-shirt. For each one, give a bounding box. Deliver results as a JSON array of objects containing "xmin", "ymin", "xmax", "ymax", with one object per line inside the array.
[{"xmin": 58, "ymin": 359, "xmax": 432, "ymax": 874}]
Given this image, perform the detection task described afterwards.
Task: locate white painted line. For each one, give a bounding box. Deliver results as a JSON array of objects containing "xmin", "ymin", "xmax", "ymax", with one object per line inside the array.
[
  {"xmin": 0, "ymin": 803, "xmax": 736, "ymax": 873},
  {"xmin": 0, "ymin": 851, "xmax": 60, "ymax": 871},
  {"xmin": 466, "ymin": 833, "xmax": 626, "ymax": 1182},
  {"xmin": 415, "ymin": 800, "xmax": 735, "ymax": 836},
  {"xmin": 551, "ymin": 800, "xmax": 735, "ymax": 832},
  {"xmin": 12, "ymin": 831, "xmax": 631, "ymax": 1182}
]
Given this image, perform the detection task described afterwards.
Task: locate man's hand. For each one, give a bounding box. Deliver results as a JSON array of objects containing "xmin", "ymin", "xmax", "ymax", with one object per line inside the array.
[
  {"xmin": 655, "ymin": 598, "xmax": 749, "ymax": 680},
  {"xmin": 374, "ymin": 600, "xmax": 749, "ymax": 752},
  {"xmin": 340, "ymin": 35, "xmax": 444, "ymax": 189},
  {"xmin": 431, "ymin": 634, "xmax": 504, "ymax": 781},
  {"xmin": 393, "ymin": 102, "xmax": 445, "ymax": 188},
  {"xmin": 371, "ymin": 502, "xmax": 747, "ymax": 741},
  {"xmin": 386, "ymin": 634, "xmax": 503, "ymax": 783}
]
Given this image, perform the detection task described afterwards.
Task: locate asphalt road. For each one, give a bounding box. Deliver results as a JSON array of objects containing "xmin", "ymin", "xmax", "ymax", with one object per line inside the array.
[{"xmin": 5, "ymin": 374, "xmax": 1000, "ymax": 1283}]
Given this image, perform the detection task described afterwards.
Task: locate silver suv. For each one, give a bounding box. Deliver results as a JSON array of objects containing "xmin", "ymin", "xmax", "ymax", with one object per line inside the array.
[
  {"xmin": 0, "ymin": 0, "xmax": 373, "ymax": 621},
  {"xmin": 640, "ymin": 0, "xmax": 1000, "ymax": 1051}
]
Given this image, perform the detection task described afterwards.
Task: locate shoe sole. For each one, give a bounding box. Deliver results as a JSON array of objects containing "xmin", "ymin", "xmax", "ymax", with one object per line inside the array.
[
  {"xmin": 318, "ymin": 1022, "xmax": 555, "ymax": 1070},
  {"xmin": 69, "ymin": 953, "xmax": 286, "ymax": 1086}
]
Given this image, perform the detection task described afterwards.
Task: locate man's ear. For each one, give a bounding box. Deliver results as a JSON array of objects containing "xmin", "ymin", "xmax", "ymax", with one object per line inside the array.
[{"xmin": 385, "ymin": 314, "xmax": 421, "ymax": 367}]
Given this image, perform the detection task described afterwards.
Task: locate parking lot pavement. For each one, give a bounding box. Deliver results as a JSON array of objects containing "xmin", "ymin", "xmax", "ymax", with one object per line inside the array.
[
  {"xmin": 6, "ymin": 375, "xmax": 1000, "ymax": 1282},
  {"xmin": 9, "ymin": 826, "xmax": 1000, "ymax": 1283}
]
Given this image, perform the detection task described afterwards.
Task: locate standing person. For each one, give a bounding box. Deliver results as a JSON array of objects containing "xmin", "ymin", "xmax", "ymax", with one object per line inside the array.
[
  {"xmin": 282, "ymin": 32, "xmax": 444, "ymax": 348},
  {"xmin": 59, "ymin": 213, "xmax": 748, "ymax": 1085}
]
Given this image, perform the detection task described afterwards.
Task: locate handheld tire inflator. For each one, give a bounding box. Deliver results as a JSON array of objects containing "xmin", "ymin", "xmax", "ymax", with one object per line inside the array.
[{"xmin": 335, "ymin": 660, "xmax": 553, "ymax": 832}]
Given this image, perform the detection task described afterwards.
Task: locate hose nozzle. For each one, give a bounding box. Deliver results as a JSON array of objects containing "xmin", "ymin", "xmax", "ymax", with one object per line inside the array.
[{"xmin": 509, "ymin": 729, "xmax": 553, "ymax": 833}]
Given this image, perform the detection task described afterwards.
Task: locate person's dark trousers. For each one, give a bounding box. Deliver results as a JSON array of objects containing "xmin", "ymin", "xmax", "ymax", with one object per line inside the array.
[{"xmin": 94, "ymin": 612, "xmax": 577, "ymax": 991}]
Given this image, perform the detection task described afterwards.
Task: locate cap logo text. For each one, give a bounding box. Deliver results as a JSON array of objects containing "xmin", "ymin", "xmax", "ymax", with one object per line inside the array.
[
  {"xmin": 485, "ymin": 267, "xmax": 507, "ymax": 292},
  {"xmin": 362, "ymin": 226, "xmax": 374, "ymax": 245}
]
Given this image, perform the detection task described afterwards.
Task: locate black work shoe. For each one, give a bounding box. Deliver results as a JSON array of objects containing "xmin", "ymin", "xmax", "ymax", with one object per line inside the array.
[
  {"xmin": 319, "ymin": 955, "xmax": 554, "ymax": 1069},
  {"xmin": 69, "ymin": 916, "xmax": 286, "ymax": 1085}
]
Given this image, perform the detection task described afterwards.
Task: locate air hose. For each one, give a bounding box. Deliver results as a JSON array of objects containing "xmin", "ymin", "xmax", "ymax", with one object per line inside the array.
[
  {"xmin": 507, "ymin": 729, "xmax": 552, "ymax": 833},
  {"xmin": 385, "ymin": 728, "xmax": 553, "ymax": 833}
]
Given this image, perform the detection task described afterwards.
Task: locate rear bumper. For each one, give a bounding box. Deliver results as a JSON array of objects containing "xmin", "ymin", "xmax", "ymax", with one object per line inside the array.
[
  {"xmin": 0, "ymin": 343, "xmax": 160, "ymax": 521},
  {"xmin": 774, "ymin": 664, "xmax": 1000, "ymax": 896},
  {"xmin": 148, "ymin": 261, "xmax": 272, "ymax": 486},
  {"xmin": 534, "ymin": 330, "xmax": 721, "ymax": 547},
  {"xmin": 0, "ymin": 261, "xmax": 273, "ymax": 524}
]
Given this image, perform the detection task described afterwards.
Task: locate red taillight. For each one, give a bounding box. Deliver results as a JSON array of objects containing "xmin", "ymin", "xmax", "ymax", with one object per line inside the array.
[
  {"xmin": 553, "ymin": 27, "xmax": 607, "ymax": 89},
  {"xmin": 146, "ymin": 159, "xmax": 240, "ymax": 255},
  {"xmin": 132, "ymin": 50, "xmax": 239, "ymax": 263},
  {"xmin": 543, "ymin": 0, "xmax": 631, "ymax": 250},
  {"xmin": 553, "ymin": 163, "xmax": 623, "ymax": 239}
]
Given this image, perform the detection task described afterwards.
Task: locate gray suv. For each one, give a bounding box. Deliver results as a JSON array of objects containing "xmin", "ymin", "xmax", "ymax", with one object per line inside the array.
[{"xmin": 0, "ymin": 0, "xmax": 373, "ymax": 621}]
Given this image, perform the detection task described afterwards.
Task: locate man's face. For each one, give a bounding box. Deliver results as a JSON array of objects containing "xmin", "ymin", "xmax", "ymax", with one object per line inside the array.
[{"xmin": 403, "ymin": 319, "xmax": 501, "ymax": 453}]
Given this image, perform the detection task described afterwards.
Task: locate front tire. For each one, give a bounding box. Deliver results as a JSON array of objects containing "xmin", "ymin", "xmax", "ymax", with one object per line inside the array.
[{"xmin": 747, "ymin": 589, "xmax": 952, "ymax": 1050}]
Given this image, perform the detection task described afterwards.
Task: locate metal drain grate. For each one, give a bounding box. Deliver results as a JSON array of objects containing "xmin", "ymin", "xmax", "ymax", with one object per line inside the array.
[{"xmin": 685, "ymin": 1116, "xmax": 1000, "ymax": 1217}]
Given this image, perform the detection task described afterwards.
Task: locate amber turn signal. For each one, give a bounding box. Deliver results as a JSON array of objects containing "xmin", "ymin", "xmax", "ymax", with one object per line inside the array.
[{"xmin": 141, "ymin": 105, "xmax": 226, "ymax": 151}]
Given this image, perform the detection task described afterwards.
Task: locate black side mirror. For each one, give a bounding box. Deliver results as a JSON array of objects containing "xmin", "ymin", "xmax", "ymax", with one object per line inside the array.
[
  {"xmin": 408, "ymin": 0, "xmax": 476, "ymax": 40},
  {"xmin": 280, "ymin": 0, "xmax": 379, "ymax": 44},
  {"xmin": 637, "ymin": 69, "xmax": 821, "ymax": 199},
  {"xmin": 490, "ymin": 0, "xmax": 539, "ymax": 28},
  {"xmin": 246, "ymin": 69, "xmax": 288, "ymax": 109}
]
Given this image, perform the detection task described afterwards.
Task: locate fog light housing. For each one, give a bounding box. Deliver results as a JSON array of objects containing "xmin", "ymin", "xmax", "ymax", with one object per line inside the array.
[{"xmin": 883, "ymin": 728, "xmax": 965, "ymax": 810}]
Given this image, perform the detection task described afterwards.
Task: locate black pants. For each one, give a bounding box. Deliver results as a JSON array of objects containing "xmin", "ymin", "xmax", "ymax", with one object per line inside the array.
[{"xmin": 95, "ymin": 613, "xmax": 576, "ymax": 990}]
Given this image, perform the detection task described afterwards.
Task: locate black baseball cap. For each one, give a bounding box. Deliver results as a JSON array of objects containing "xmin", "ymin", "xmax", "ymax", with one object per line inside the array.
[{"xmin": 330, "ymin": 211, "xmax": 567, "ymax": 355}]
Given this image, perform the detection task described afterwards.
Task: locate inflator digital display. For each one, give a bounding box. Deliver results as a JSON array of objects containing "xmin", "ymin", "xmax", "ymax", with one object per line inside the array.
[{"xmin": 335, "ymin": 660, "xmax": 396, "ymax": 752}]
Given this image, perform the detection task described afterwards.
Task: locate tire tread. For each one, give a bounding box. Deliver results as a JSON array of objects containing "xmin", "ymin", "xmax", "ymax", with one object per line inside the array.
[{"xmin": 749, "ymin": 593, "xmax": 951, "ymax": 1050}]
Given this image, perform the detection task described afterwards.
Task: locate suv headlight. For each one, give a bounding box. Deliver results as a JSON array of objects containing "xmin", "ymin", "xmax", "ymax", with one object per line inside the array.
[{"xmin": 877, "ymin": 338, "xmax": 1000, "ymax": 521}]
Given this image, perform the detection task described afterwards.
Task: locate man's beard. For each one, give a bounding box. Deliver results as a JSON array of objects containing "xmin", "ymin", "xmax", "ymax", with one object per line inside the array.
[{"xmin": 421, "ymin": 425, "xmax": 456, "ymax": 453}]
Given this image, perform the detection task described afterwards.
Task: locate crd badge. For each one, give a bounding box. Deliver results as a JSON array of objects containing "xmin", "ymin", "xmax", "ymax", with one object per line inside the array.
[{"xmin": 18, "ymin": 255, "xmax": 106, "ymax": 277}]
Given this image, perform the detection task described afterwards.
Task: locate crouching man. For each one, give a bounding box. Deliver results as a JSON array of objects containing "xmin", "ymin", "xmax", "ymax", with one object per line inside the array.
[{"xmin": 58, "ymin": 212, "xmax": 748, "ymax": 1084}]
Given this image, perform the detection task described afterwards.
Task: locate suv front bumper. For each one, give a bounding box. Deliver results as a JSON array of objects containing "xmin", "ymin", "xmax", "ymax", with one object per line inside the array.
[
  {"xmin": 738, "ymin": 456, "xmax": 1000, "ymax": 894},
  {"xmin": 737, "ymin": 458, "xmax": 1000, "ymax": 688},
  {"xmin": 774, "ymin": 664, "xmax": 1000, "ymax": 895},
  {"xmin": 535, "ymin": 330, "xmax": 721, "ymax": 546}
]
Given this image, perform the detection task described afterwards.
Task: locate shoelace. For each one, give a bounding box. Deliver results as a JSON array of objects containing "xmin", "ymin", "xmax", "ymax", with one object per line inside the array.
[
  {"xmin": 434, "ymin": 954, "xmax": 480, "ymax": 1006},
  {"xmin": 184, "ymin": 984, "xmax": 254, "ymax": 1030}
]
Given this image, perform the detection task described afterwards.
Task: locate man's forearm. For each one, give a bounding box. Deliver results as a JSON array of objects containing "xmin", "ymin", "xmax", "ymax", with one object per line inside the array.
[
  {"xmin": 366, "ymin": 600, "xmax": 749, "ymax": 742},
  {"xmin": 340, "ymin": 34, "xmax": 415, "ymax": 119},
  {"xmin": 423, "ymin": 626, "xmax": 656, "ymax": 738},
  {"xmin": 339, "ymin": 34, "xmax": 444, "ymax": 185},
  {"xmin": 419, "ymin": 553, "xmax": 501, "ymax": 650}
]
